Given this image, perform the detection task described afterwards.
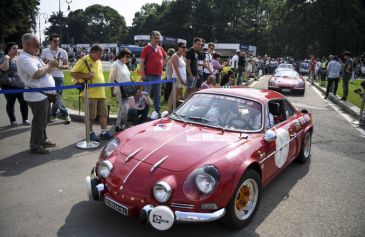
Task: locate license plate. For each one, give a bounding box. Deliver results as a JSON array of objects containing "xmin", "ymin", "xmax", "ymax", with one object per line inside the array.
[
  {"xmin": 105, "ymin": 197, "xmax": 128, "ymax": 216},
  {"xmin": 282, "ymin": 89, "xmax": 290, "ymax": 92}
]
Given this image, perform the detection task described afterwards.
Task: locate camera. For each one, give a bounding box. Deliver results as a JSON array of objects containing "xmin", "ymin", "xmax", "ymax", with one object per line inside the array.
[{"xmin": 141, "ymin": 91, "xmax": 148, "ymax": 96}]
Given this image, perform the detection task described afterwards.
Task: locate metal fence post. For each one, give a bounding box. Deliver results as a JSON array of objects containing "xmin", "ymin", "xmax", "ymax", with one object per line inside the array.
[
  {"xmin": 76, "ymin": 82, "xmax": 100, "ymax": 149},
  {"xmin": 172, "ymin": 80, "xmax": 176, "ymax": 112}
]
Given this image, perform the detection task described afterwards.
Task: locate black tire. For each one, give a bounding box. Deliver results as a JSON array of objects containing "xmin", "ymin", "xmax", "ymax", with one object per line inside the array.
[
  {"xmin": 222, "ymin": 169, "xmax": 262, "ymax": 229},
  {"xmin": 296, "ymin": 130, "xmax": 312, "ymax": 163}
]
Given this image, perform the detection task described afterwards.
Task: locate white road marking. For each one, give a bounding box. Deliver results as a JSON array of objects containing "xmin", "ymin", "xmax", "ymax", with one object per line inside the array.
[
  {"xmin": 292, "ymin": 102, "xmax": 329, "ymax": 111},
  {"xmin": 311, "ymin": 85, "xmax": 365, "ymax": 137}
]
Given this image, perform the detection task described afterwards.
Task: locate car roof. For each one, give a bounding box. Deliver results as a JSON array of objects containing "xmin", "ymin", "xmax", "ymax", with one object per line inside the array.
[{"xmin": 195, "ymin": 88, "xmax": 286, "ymax": 102}]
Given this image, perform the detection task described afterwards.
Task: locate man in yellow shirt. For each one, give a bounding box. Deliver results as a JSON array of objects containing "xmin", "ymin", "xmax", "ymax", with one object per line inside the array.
[{"xmin": 71, "ymin": 44, "xmax": 112, "ymax": 142}]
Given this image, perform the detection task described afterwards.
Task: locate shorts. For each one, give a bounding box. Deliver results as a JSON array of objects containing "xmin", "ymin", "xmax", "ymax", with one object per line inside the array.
[
  {"xmin": 186, "ymin": 75, "xmax": 198, "ymax": 89},
  {"xmin": 88, "ymin": 98, "xmax": 108, "ymax": 120}
]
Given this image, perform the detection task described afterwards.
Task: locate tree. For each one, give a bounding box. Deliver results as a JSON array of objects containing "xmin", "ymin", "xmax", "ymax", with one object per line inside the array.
[
  {"xmin": 44, "ymin": 11, "xmax": 67, "ymax": 43},
  {"xmin": 83, "ymin": 4, "xmax": 127, "ymax": 43},
  {"xmin": 0, "ymin": 0, "xmax": 40, "ymax": 44}
]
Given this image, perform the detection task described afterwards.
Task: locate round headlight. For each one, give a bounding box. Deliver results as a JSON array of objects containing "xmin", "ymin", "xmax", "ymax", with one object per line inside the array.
[
  {"xmin": 103, "ymin": 138, "xmax": 120, "ymax": 158},
  {"xmin": 97, "ymin": 160, "xmax": 113, "ymax": 179},
  {"xmin": 195, "ymin": 173, "xmax": 216, "ymax": 194},
  {"xmin": 153, "ymin": 181, "xmax": 172, "ymax": 203}
]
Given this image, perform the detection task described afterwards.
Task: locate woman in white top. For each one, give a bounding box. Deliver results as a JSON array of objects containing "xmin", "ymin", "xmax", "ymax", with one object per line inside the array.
[
  {"xmin": 109, "ymin": 48, "xmax": 132, "ymax": 131},
  {"xmin": 168, "ymin": 42, "xmax": 187, "ymax": 113}
]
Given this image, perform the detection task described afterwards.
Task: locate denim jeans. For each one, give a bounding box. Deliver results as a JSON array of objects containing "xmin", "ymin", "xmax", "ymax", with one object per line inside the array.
[
  {"xmin": 51, "ymin": 77, "xmax": 68, "ymax": 117},
  {"xmin": 145, "ymin": 75, "xmax": 161, "ymax": 113},
  {"xmin": 128, "ymin": 105, "xmax": 149, "ymax": 124}
]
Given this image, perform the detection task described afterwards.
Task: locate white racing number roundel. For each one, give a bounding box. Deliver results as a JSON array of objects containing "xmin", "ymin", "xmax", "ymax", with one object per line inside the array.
[{"xmin": 275, "ymin": 128, "xmax": 290, "ymax": 168}]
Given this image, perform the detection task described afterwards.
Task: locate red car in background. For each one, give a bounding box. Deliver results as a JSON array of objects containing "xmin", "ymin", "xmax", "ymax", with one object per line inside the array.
[
  {"xmin": 86, "ymin": 88, "xmax": 313, "ymax": 231},
  {"xmin": 268, "ymin": 69, "xmax": 306, "ymax": 95}
]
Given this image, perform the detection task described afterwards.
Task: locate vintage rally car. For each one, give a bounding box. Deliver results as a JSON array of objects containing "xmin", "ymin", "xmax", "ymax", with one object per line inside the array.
[
  {"xmin": 86, "ymin": 88, "xmax": 313, "ymax": 231},
  {"xmin": 268, "ymin": 69, "xmax": 306, "ymax": 95}
]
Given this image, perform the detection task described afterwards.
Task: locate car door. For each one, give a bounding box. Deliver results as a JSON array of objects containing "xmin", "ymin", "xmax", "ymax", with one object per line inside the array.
[{"xmin": 261, "ymin": 99, "xmax": 298, "ymax": 183}]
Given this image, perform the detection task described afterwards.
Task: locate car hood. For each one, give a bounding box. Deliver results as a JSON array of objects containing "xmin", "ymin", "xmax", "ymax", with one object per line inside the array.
[{"xmin": 117, "ymin": 120, "xmax": 242, "ymax": 172}]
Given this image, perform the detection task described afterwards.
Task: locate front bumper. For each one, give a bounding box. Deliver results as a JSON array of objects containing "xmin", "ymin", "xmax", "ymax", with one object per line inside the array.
[{"xmin": 86, "ymin": 175, "xmax": 226, "ymax": 230}]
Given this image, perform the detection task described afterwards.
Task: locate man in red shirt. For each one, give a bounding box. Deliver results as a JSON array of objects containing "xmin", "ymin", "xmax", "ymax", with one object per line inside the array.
[
  {"xmin": 309, "ymin": 55, "xmax": 317, "ymax": 85},
  {"xmin": 140, "ymin": 31, "xmax": 167, "ymax": 116}
]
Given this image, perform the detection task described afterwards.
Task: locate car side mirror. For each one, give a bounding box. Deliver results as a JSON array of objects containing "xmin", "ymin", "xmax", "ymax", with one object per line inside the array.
[
  {"xmin": 301, "ymin": 109, "xmax": 308, "ymax": 114},
  {"xmin": 264, "ymin": 129, "xmax": 277, "ymax": 142}
]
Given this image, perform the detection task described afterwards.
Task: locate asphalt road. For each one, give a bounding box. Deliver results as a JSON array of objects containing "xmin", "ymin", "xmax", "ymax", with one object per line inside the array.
[{"xmin": 0, "ymin": 76, "xmax": 364, "ymax": 237}]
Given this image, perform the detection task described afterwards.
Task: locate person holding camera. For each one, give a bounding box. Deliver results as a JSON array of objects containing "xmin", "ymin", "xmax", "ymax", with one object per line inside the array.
[
  {"xmin": 128, "ymin": 86, "xmax": 152, "ymax": 125},
  {"xmin": 109, "ymin": 48, "xmax": 132, "ymax": 132},
  {"xmin": 17, "ymin": 33, "xmax": 58, "ymax": 154}
]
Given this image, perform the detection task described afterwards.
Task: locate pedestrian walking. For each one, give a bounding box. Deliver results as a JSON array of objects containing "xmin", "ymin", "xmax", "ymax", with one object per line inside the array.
[
  {"xmin": 71, "ymin": 44, "xmax": 113, "ymax": 142},
  {"xmin": 16, "ymin": 33, "xmax": 58, "ymax": 154},
  {"xmin": 309, "ymin": 55, "xmax": 317, "ymax": 85},
  {"xmin": 0, "ymin": 42, "xmax": 29, "ymax": 127},
  {"xmin": 341, "ymin": 51, "xmax": 353, "ymax": 101},
  {"xmin": 140, "ymin": 30, "xmax": 167, "ymax": 117},
  {"xmin": 41, "ymin": 33, "xmax": 71, "ymax": 123},
  {"xmin": 324, "ymin": 55, "xmax": 342, "ymax": 99},
  {"xmin": 230, "ymin": 50, "xmax": 240, "ymax": 81},
  {"xmin": 109, "ymin": 48, "xmax": 132, "ymax": 132},
  {"xmin": 320, "ymin": 57, "xmax": 328, "ymax": 86}
]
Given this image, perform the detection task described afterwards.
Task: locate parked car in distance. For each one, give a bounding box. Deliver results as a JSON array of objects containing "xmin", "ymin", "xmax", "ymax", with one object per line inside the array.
[
  {"xmin": 268, "ymin": 69, "xmax": 306, "ymax": 95},
  {"xmin": 299, "ymin": 62, "xmax": 309, "ymax": 75},
  {"xmin": 86, "ymin": 88, "xmax": 313, "ymax": 231}
]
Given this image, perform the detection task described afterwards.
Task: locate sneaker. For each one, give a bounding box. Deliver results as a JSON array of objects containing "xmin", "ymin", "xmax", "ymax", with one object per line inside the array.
[
  {"xmin": 11, "ymin": 121, "xmax": 18, "ymax": 127},
  {"xmin": 90, "ymin": 132, "xmax": 100, "ymax": 142},
  {"xmin": 100, "ymin": 130, "xmax": 113, "ymax": 140},
  {"xmin": 64, "ymin": 115, "xmax": 71, "ymax": 124},
  {"xmin": 340, "ymin": 97, "xmax": 347, "ymax": 101},
  {"xmin": 30, "ymin": 147, "xmax": 50, "ymax": 154},
  {"xmin": 22, "ymin": 120, "xmax": 31, "ymax": 126},
  {"xmin": 43, "ymin": 140, "xmax": 56, "ymax": 148},
  {"xmin": 324, "ymin": 97, "xmax": 327, "ymax": 100},
  {"xmin": 49, "ymin": 115, "xmax": 57, "ymax": 123}
]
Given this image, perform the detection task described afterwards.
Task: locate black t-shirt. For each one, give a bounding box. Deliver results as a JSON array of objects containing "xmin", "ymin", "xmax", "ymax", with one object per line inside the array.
[
  {"xmin": 186, "ymin": 47, "xmax": 198, "ymax": 76},
  {"xmin": 238, "ymin": 55, "xmax": 246, "ymax": 67}
]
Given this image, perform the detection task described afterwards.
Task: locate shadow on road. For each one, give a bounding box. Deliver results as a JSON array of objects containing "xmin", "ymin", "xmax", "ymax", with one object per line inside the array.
[
  {"xmin": 0, "ymin": 142, "xmax": 93, "ymax": 177},
  {"xmin": 57, "ymin": 160, "xmax": 310, "ymax": 237},
  {"xmin": 0, "ymin": 126, "xmax": 30, "ymax": 141}
]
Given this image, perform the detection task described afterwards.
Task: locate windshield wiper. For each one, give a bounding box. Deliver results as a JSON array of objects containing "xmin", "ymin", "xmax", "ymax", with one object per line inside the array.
[
  {"xmin": 171, "ymin": 112, "xmax": 186, "ymax": 124},
  {"xmin": 187, "ymin": 116, "xmax": 225, "ymax": 133}
]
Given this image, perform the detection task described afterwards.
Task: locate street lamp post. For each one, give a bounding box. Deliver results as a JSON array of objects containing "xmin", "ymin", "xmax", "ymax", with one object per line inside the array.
[
  {"xmin": 58, "ymin": 0, "xmax": 72, "ymax": 39},
  {"xmin": 38, "ymin": 13, "xmax": 48, "ymax": 44}
]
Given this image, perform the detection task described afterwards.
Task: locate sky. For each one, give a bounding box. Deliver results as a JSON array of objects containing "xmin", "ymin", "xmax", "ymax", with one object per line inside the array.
[{"xmin": 38, "ymin": 0, "xmax": 163, "ymax": 39}]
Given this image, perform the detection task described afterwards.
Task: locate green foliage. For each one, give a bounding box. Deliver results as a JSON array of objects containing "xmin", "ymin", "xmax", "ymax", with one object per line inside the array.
[
  {"xmin": 45, "ymin": 4, "xmax": 127, "ymax": 44},
  {"xmin": 0, "ymin": 0, "xmax": 40, "ymax": 44}
]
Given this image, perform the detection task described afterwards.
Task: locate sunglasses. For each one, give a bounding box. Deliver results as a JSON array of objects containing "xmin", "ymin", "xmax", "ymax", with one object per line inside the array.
[{"xmin": 180, "ymin": 46, "xmax": 186, "ymax": 49}]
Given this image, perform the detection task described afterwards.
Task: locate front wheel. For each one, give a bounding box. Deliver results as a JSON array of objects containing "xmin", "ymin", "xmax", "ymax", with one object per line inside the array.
[
  {"xmin": 296, "ymin": 130, "xmax": 312, "ymax": 163},
  {"xmin": 222, "ymin": 169, "xmax": 261, "ymax": 229}
]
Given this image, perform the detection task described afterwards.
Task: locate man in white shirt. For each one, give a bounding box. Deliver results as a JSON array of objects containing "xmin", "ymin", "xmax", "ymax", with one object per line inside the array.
[
  {"xmin": 41, "ymin": 33, "xmax": 70, "ymax": 123},
  {"xmin": 17, "ymin": 33, "xmax": 58, "ymax": 154}
]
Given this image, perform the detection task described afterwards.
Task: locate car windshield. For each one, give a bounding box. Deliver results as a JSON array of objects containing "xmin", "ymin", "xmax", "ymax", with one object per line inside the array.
[
  {"xmin": 275, "ymin": 70, "xmax": 299, "ymax": 78},
  {"xmin": 172, "ymin": 94, "xmax": 263, "ymax": 132},
  {"xmin": 300, "ymin": 63, "xmax": 309, "ymax": 68},
  {"xmin": 278, "ymin": 64, "xmax": 293, "ymax": 69}
]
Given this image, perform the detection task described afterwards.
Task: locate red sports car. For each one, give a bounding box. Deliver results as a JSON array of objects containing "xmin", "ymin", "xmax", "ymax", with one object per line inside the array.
[
  {"xmin": 86, "ymin": 88, "xmax": 313, "ymax": 231},
  {"xmin": 268, "ymin": 69, "xmax": 306, "ymax": 95}
]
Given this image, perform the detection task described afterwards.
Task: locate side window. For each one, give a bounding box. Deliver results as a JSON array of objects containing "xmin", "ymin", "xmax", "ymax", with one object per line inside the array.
[
  {"xmin": 268, "ymin": 100, "xmax": 285, "ymax": 125},
  {"xmin": 284, "ymin": 100, "xmax": 295, "ymax": 118}
]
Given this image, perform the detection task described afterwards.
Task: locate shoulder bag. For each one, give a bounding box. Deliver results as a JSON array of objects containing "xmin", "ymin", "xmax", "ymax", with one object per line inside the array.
[{"xmin": 0, "ymin": 60, "xmax": 11, "ymax": 86}]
